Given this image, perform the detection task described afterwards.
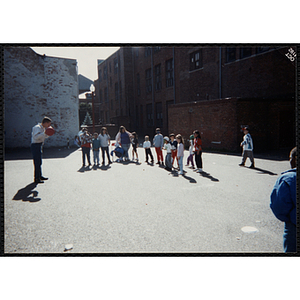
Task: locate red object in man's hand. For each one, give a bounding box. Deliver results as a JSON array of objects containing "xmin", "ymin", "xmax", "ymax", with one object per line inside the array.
[{"xmin": 45, "ymin": 126, "xmax": 55, "ymax": 136}]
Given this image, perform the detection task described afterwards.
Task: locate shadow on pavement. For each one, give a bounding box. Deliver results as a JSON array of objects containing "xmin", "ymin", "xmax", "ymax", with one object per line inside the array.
[
  {"xmin": 12, "ymin": 182, "xmax": 41, "ymax": 202},
  {"xmin": 198, "ymin": 171, "xmax": 219, "ymax": 182},
  {"xmin": 251, "ymin": 167, "xmax": 278, "ymax": 176},
  {"xmin": 5, "ymin": 147, "xmax": 79, "ymax": 160},
  {"xmin": 77, "ymin": 166, "xmax": 93, "ymax": 173},
  {"xmin": 182, "ymin": 174, "xmax": 197, "ymax": 183},
  {"xmin": 98, "ymin": 165, "xmax": 112, "ymax": 171}
]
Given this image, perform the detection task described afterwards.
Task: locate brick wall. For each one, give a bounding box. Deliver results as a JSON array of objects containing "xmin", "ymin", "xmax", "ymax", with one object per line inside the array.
[
  {"xmin": 4, "ymin": 47, "xmax": 79, "ymax": 148},
  {"xmin": 168, "ymin": 97, "xmax": 295, "ymax": 152}
]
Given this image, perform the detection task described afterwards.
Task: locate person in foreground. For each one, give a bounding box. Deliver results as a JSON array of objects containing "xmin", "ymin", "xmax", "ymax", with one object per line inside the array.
[
  {"xmin": 270, "ymin": 147, "xmax": 297, "ymax": 253},
  {"xmin": 31, "ymin": 116, "xmax": 52, "ymax": 184}
]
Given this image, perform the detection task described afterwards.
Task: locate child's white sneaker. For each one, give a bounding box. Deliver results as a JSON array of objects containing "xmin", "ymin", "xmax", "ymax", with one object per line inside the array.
[
  {"xmin": 193, "ymin": 168, "xmax": 199, "ymax": 172},
  {"xmin": 179, "ymin": 171, "xmax": 183, "ymax": 175},
  {"xmin": 196, "ymin": 168, "xmax": 203, "ymax": 173}
]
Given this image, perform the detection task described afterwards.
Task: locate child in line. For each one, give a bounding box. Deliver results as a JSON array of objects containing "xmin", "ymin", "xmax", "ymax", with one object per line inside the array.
[
  {"xmin": 169, "ymin": 133, "xmax": 178, "ymax": 169},
  {"xmin": 131, "ymin": 132, "xmax": 139, "ymax": 162},
  {"xmin": 193, "ymin": 130, "xmax": 203, "ymax": 173},
  {"xmin": 186, "ymin": 134, "xmax": 195, "ymax": 169},
  {"xmin": 143, "ymin": 136, "xmax": 154, "ymax": 163},
  {"xmin": 110, "ymin": 142, "xmax": 125, "ymax": 163},
  {"xmin": 80, "ymin": 128, "xmax": 93, "ymax": 167},
  {"xmin": 153, "ymin": 128, "xmax": 164, "ymax": 165},
  {"xmin": 176, "ymin": 134, "xmax": 184, "ymax": 175},
  {"xmin": 92, "ymin": 132, "xmax": 101, "ymax": 166},
  {"xmin": 239, "ymin": 126, "xmax": 255, "ymax": 168},
  {"xmin": 163, "ymin": 136, "xmax": 172, "ymax": 171}
]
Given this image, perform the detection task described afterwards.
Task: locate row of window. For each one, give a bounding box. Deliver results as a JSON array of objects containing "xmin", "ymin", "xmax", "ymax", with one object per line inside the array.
[
  {"xmin": 137, "ymin": 58, "xmax": 174, "ymax": 95},
  {"xmin": 98, "ymin": 81, "xmax": 122, "ymax": 105},
  {"xmin": 98, "ymin": 57, "xmax": 120, "ymax": 82},
  {"xmin": 226, "ymin": 47, "xmax": 271, "ymax": 63}
]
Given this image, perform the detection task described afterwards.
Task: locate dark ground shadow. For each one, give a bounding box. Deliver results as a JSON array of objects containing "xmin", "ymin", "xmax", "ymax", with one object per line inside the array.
[
  {"xmin": 198, "ymin": 171, "xmax": 219, "ymax": 182},
  {"xmin": 251, "ymin": 167, "xmax": 278, "ymax": 176},
  {"xmin": 168, "ymin": 169, "xmax": 197, "ymax": 183},
  {"xmin": 146, "ymin": 161, "xmax": 154, "ymax": 167},
  {"xmin": 77, "ymin": 166, "xmax": 93, "ymax": 173},
  {"xmin": 12, "ymin": 182, "xmax": 41, "ymax": 202},
  {"xmin": 98, "ymin": 164, "xmax": 112, "ymax": 171},
  {"xmin": 5, "ymin": 147, "xmax": 79, "ymax": 160}
]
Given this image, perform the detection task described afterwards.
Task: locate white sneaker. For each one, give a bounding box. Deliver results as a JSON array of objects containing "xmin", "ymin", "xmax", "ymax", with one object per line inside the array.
[
  {"xmin": 193, "ymin": 168, "xmax": 199, "ymax": 172},
  {"xmin": 179, "ymin": 171, "xmax": 183, "ymax": 175},
  {"xmin": 196, "ymin": 168, "xmax": 203, "ymax": 173}
]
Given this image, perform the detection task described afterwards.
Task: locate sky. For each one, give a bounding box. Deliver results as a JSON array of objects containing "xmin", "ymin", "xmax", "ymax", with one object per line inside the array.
[{"xmin": 31, "ymin": 47, "xmax": 120, "ymax": 81}]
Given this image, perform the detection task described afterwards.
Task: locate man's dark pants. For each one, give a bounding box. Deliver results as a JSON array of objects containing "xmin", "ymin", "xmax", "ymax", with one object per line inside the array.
[{"xmin": 31, "ymin": 143, "xmax": 43, "ymax": 181}]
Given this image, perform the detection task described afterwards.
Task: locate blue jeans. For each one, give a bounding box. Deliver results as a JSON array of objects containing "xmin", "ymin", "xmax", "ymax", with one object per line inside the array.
[
  {"xmin": 82, "ymin": 147, "xmax": 91, "ymax": 166},
  {"xmin": 122, "ymin": 144, "xmax": 130, "ymax": 159},
  {"xmin": 178, "ymin": 156, "xmax": 183, "ymax": 173},
  {"xmin": 93, "ymin": 150, "xmax": 100, "ymax": 165},
  {"xmin": 283, "ymin": 222, "xmax": 296, "ymax": 253},
  {"xmin": 31, "ymin": 143, "xmax": 43, "ymax": 181}
]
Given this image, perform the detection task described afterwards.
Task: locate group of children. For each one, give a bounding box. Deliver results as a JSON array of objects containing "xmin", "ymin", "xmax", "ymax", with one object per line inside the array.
[
  {"xmin": 77, "ymin": 127, "xmax": 112, "ymax": 167},
  {"xmin": 143, "ymin": 128, "xmax": 204, "ymax": 176},
  {"xmin": 77, "ymin": 125, "xmax": 255, "ymax": 177}
]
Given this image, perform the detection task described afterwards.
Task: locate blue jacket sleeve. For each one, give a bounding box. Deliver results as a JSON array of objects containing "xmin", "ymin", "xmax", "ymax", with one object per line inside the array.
[{"xmin": 270, "ymin": 177, "xmax": 294, "ymax": 223}]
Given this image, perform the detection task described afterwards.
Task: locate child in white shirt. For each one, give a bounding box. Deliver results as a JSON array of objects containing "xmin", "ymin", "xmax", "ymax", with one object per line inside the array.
[{"xmin": 143, "ymin": 136, "xmax": 154, "ymax": 163}]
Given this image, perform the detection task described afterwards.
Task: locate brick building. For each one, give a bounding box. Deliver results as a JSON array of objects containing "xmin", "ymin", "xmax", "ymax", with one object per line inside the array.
[
  {"xmin": 95, "ymin": 46, "xmax": 296, "ymax": 151},
  {"xmin": 4, "ymin": 47, "xmax": 80, "ymax": 148}
]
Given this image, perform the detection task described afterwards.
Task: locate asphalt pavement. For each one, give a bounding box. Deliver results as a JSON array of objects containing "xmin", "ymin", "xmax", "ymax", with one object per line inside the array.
[{"xmin": 4, "ymin": 143, "xmax": 290, "ymax": 254}]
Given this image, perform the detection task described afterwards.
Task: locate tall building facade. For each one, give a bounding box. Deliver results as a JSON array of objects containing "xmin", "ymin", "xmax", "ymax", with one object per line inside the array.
[{"xmin": 95, "ymin": 45, "xmax": 295, "ymax": 151}]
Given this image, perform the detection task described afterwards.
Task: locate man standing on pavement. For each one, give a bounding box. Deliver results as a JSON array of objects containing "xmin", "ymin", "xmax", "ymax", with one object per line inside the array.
[
  {"xmin": 31, "ymin": 116, "xmax": 52, "ymax": 184},
  {"xmin": 153, "ymin": 128, "xmax": 164, "ymax": 165},
  {"xmin": 270, "ymin": 147, "xmax": 297, "ymax": 253}
]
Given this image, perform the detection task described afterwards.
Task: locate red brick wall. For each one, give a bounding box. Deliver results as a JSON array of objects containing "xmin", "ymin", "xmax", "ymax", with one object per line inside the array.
[
  {"xmin": 168, "ymin": 98, "xmax": 239, "ymax": 151},
  {"xmin": 168, "ymin": 97, "xmax": 295, "ymax": 152}
]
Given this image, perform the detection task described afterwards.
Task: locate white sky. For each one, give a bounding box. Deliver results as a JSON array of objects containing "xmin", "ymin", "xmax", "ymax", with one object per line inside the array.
[{"xmin": 31, "ymin": 47, "xmax": 120, "ymax": 81}]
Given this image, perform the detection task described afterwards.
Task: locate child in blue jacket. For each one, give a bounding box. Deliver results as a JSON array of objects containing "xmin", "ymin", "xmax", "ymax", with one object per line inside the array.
[{"xmin": 270, "ymin": 147, "xmax": 296, "ymax": 252}]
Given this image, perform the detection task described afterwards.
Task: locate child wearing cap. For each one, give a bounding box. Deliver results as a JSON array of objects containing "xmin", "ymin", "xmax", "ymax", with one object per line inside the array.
[
  {"xmin": 163, "ymin": 136, "xmax": 172, "ymax": 171},
  {"xmin": 153, "ymin": 128, "xmax": 164, "ymax": 165},
  {"xmin": 186, "ymin": 134, "xmax": 195, "ymax": 169},
  {"xmin": 239, "ymin": 126, "xmax": 255, "ymax": 168}
]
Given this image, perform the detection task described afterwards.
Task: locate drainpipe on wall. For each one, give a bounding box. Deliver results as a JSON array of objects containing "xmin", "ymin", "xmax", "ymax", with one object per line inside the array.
[
  {"xmin": 173, "ymin": 47, "xmax": 176, "ymax": 104},
  {"xmin": 151, "ymin": 47, "xmax": 155, "ymax": 130},
  {"xmin": 219, "ymin": 47, "xmax": 222, "ymax": 99}
]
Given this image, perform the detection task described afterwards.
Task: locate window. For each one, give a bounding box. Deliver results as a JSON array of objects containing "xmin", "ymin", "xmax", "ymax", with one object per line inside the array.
[
  {"xmin": 109, "ymin": 62, "xmax": 111, "ymax": 73},
  {"xmin": 104, "ymin": 87, "xmax": 108, "ymax": 103},
  {"xmin": 111, "ymin": 99, "xmax": 113, "ymax": 110},
  {"xmin": 98, "ymin": 69, "xmax": 102, "ymax": 82},
  {"xmin": 256, "ymin": 47, "xmax": 270, "ymax": 54},
  {"xmin": 166, "ymin": 58, "xmax": 173, "ymax": 88},
  {"xmin": 155, "ymin": 64, "xmax": 162, "ymax": 91},
  {"xmin": 145, "ymin": 68, "xmax": 152, "ymax": 94},
  {"xmin": 119, "ymin": 81, "xmax": 122, "ymax": 101},
  {"xmin": 114, "ymin": 58, "xmax": 118, "ymax": 74},
  {"xmin": 154, "ymin": 46, "xmax": 161, "ymax": 53},
  {"xmin": 226, "ymin": 48, "xmax": 236, "ymax": 63},
  {"xmin": 137, "ymin": 73, "xmax": 140, "ymax": 96},
  {"xmin": 146, "ymin": 104, "xmax": 153, "ymax": 127},
  {"xmin": 144, "ymin": 47, "xmax": 151, "ymax": 57},
  {"xmin": 135, "ymin": 48, "xmax": 139, "ymax": 57},
  {"xmin": 110, "ymin": 77, "xmax": 112, "ymax": 87},
  {"xmin": 99, "ymin": 89, "xmax": 103, "ymax": 103},
  {"xmin": 103, "ymin": 65, "xmax": 107, "ymax": 79},
  {"xmin": 156, "ymin": 102, "xmax": 163, "ymax": 127},
  {"xmin": 190, "ymin": 50, "xmax": 203, "ymax": 71},
  {"xmin": 115, "ymin": 82, "xmax": 119, "ymax": 101},
  {"xmin": 240, "ymin": 47, "xmax": 252, "ymax": 59}
]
